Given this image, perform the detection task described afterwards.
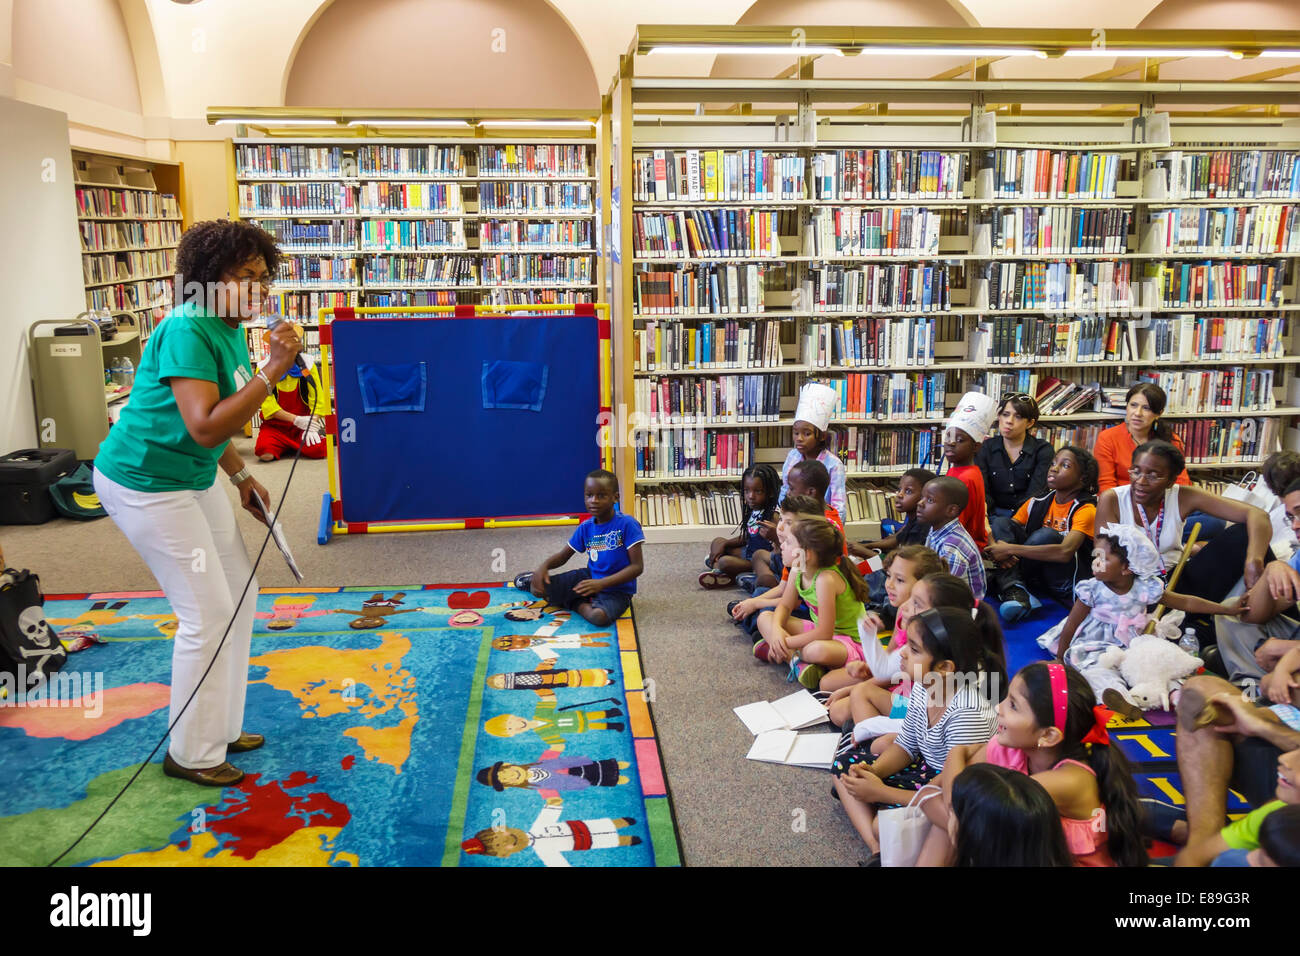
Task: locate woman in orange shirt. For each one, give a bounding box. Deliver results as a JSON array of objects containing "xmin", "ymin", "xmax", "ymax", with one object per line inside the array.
[{"xmin": 1095, "ymin": 383, "xmax": 1190, "ymax": 493}]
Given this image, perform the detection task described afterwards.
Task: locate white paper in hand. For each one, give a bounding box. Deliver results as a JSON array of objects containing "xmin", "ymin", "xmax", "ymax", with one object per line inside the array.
[{"xmin": 252, "ymin": 493, "xmax": 303, "ymax": 582}]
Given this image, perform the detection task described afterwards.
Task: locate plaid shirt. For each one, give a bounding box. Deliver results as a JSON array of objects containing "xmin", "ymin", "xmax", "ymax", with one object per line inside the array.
[{"xmin": 925, "ymin": 518, "xmax": 986, "ymax": 603}]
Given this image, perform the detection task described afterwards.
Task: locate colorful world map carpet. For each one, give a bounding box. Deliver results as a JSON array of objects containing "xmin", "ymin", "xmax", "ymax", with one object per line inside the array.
[{"xmin": 0, "ymin": 585, "xmax": 682, "ymax": 867}]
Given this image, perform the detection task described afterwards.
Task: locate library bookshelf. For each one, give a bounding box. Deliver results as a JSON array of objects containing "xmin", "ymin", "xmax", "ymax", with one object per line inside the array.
[
  {"xmin": 212, "ymin": 109, "xmax": 607, "ymax": 374},
  {"xmin": 73, "ymin": 149, "xmax": 184, "ymax": 341},
  {"xmin": 608, "ymin": 25, "xmax": 1300, "ymax": 543}
]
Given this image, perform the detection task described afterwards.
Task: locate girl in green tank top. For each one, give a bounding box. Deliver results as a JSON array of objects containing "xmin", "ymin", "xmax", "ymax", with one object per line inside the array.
[{"xmin": 757, "ymin": 514, "xmax": 871, "ymax": 692}]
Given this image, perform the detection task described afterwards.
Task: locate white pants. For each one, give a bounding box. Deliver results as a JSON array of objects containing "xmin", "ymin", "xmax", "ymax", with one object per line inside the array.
[{"xmin": 93, "ymin": 469, "xmax": 258, "ymax": 767}]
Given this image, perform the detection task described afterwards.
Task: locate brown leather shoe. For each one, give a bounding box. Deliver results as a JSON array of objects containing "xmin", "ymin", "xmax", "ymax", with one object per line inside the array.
[
  {"xmin": 227, "ymin": 732, "xmax": 265, "ymax": 753},
  {"xmin": 163, "ymin": 753, "xmax": 244, "ymax": 787}
]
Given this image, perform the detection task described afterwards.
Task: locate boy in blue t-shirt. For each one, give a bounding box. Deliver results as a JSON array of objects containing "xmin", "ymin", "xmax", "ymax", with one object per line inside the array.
[{"xmin": 513, "ymin": 469, "xmax": 645, "ymax": 626}]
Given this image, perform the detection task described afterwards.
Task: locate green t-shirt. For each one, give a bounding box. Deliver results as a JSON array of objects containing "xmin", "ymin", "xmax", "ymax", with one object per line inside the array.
[
  {"xmin": 794, "ymin": 565, "xmax": 865, "ymax": 638},
  {"xmin": 95, "ymin": 302, "xmax": 253, "ymax": 492},
  {"xmin": 1221, "ymin": 800, "xmax": 1284, "ymax": 851}
]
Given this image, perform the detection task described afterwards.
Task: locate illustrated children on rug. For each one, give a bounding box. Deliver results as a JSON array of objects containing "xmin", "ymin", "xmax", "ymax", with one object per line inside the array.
[
  {"xmin": 513, "ymin": 469, "xmax": 644, "ymax": 627},
  {"xmin": 461, "ymin": 801, "xmax": 641, "ymax": 865},
  {"xmin": 476, "ymin": 751, "xmax": 630, "ymax": 795}
]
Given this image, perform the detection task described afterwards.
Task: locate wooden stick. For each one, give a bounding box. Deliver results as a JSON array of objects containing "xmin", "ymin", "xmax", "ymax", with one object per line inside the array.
[{"xmin": 1143, "ymin": 521, "xmax": 1201, "ymax": 634}]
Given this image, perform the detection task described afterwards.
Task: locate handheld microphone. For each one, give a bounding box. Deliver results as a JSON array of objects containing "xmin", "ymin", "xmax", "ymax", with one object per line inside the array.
[{"xmin": 264, "ymin": 313, "xmax": 309, "ymax": 371}]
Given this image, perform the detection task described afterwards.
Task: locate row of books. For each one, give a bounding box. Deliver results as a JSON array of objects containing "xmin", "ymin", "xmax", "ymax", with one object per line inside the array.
[
  {"xmin": 986, "ymin": 260, "xmax": 1136, "ymax": 312},
  {"xmin": 276, "ymin": 257, "xmax": 357, "ymax": 284},
  {"xmin": 633, "ymin": 318, "xmax": 783, "ymax": 372},
  {"xmin": 479, "ymin": 219, "xmax": 592, "ymax": 250},
  {"xmin": 632, "ymin": 263, "xmax": 767, "ymax": 316},
  {"xmin": 634, "ymin": 429, "xmax": 754, "ymax": 479},
  {"xmin": 843, "ymin": 484, "xmax": 905, "ymax": 524},
  {"xmin": 78, "ymin": 219, "xmax": 181, "ymax": 253},
  {"xmin": 359, "ymin": 287, "xmax": 594, "ymax": 308},
  {"xmin": 248, "ymin": 327, "xmax": 323, "ymax": 364},
  {"xmin": 804, "ymin": 206, "xmax": 944, "ymax": 257},
  {"xmin": 478, "ymin": 182, "xmax": 594, "ymax": 213},
  {"xmin": 632, "ymin": 485, "xmax": 749, "ymax": 530},
  {"xmin": 1136, "ymin": 368, "xmax": 1276, "ymax": 414},
  {"xmin": 825, "ymin": 425, "xmax": 944, "ymax": 472},
  {"xmin": 263, "ymin": 290, "xmax": 358, "ymax": 321},
  {"xmin": 634, "ymin": 149, "xmax": 808, "ymax": 203},
  {"xmin": 479, "ymin": 255, "xmax": 593, "ymax": 285},
  {"xmin": 983, "ymin": 206, "xmax": 1132, "ymax": 256},
  {"xmin": 635, "ymin": 375, "xmax": 785, "ymax": 425},
  {"xmin": 1166, "ymin": 416, "xmax": 1282, "ymax": 464},
  {"xmin": 477, "ymin": 144, "xmax": 591, "ymax": 179},
  {"xmin": 1140, "ymin": 315, "xmax": 1287, "ymax": 362},
  {"xmin": 801, "ymin": 264, "xmax": 953, "ymax": 313},
  {"xmin": 75, "ymin": 187, "xmax": 180, "ymax": 220},
  {"xmin": 1148, "ymin": 259, "xmax": 1288, "ymax": 309},
  {"xmin": 1152, "ymin": 150, "xmax": 1300, "ymax": 201},
  {"xmin": 365, "ymin": 256, "xmax": 475, "ymax": 285},
  {"xmin": 85, "ymin": 278, "xmax": 168, "ymax": 313},
  {"xmin": 1031, "ymin": 377, "xmax": 1102, "ymax": 415},
  {"xmin": 357, "ymin": 145, "xmax": 467, "ymax": 178},
  {"xmin": 983, "ymin": 149, "xmax": 1126, "ymax": 201},
  {"xmin": 81, "ymin": 248, "xmax": 175, "ymax": 285},
  {"xmin": 257, "ymin": 219, "xmax": 356, "ymax": 249},
  {"xmin": 818, "ymin": 371, "xmax": 950, "ymax": 421},
  {"xmin": 1146, "ymin": 205, "xmax": 1299, "ymax": 256},
  {"xmin": 356, "ymin": 181, "xmax": 463, "ymax": 213},
  {"xmin": 358, "ymin": 219, "xmax": 466, "ymax": 250},
  {"xmin": 801, "ymin": 316, "xmax": 938, "ymax": 368},
  {"xmin": 632, "ymin": 209, "xmax": 788, "ymax": 259},
  {"xmin": 236, "ymin": 144, "xmax": 348, "ymax": 179},
  {"xmin": 967, "ymin": 315, "xmax": 1137, "ymax": 365},
  {"xmin": 810, "ymin": 150, "xmax": 969, "ymax": 201},
  {"xmin": 240, "ymin": 183, "xmax": 355, "ymax": 215}
]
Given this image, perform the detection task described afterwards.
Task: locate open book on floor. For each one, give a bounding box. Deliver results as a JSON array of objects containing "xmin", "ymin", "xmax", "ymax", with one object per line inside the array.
[
  {"xmin": 733, "ymin": 689, "xmax": 829, "ymax": 735},
  {"xmin": 745, "ymin": 729, "xmax": 840, "ymax": 769}
]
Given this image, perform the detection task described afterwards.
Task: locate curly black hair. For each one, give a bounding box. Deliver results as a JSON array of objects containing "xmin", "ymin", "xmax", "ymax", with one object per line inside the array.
[
  {"xmin": 1058, "ymin": 445, "xmax": 1099, "ymax": 499},
  {"xmin": 174, "ymin": 219, "xmax": 281, "ymax": 291}
]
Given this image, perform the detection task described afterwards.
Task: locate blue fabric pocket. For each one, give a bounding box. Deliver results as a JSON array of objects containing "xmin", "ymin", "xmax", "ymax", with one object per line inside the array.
[
  {"xmin": 481, "ymin": 360, "xmax": 548, "ymax": 412},
  {"xmin": 357, "ymin": 362, "xmax": 427, "ymax": 413}
]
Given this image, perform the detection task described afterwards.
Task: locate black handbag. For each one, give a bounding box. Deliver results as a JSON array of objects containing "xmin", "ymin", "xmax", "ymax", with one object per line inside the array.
[{"xmin": 0, "ymin": 569, "xmax": 67, "ymax": 693}]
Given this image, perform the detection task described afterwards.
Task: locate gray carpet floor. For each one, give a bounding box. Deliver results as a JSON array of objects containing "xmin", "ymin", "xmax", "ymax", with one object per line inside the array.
[{"xmin": 3, "ymin": 436, "xmax": 867, "ymax": 866}]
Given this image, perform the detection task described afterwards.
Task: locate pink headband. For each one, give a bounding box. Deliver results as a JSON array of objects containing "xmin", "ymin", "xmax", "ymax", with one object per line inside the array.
[{"xmin": 1046, "ymin": 662, "xmax": 1069, "ymax": 733}]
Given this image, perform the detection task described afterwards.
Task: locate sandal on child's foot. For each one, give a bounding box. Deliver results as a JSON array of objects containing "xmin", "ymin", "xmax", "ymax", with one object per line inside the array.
[
  {"xmin": 698, "ymin": 570, "xmax": 734, "ymax": 590},
  {"xmin": 1102, "ymin": 688, "xmax": 1144, "ymax": 722}
]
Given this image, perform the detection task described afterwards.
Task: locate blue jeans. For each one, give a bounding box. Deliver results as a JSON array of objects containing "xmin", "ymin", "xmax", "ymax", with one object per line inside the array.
[
  {"xmin": 1182, "ymin": 509, "xmax": 1226, "ymax": 543},
  {"xmin": 545, "ymin": 568, "xmax": 633, "ymax": 622},
  {"xmin": 1211, "ymin": 848, "xmax": 1252, "ymax": 867},
  {"xmin": 989, "ymin": 517, "xmax": 1081, "ymax": 609}
]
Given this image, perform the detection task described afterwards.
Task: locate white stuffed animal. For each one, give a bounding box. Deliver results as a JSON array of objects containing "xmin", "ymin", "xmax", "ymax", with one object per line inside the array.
[{"xmin": 1095, "ymin": 634, "xmax": 1203, "ymax": 712}]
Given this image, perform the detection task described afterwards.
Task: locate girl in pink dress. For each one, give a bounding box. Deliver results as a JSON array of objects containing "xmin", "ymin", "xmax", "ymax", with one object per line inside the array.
[{"xmin": 919, "ymin": 661, "xmax": 1148, "ymax": 867}]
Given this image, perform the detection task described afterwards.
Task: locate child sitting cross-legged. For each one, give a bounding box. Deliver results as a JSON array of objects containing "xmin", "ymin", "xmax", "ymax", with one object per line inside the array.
[
  {"xmin": 1037, "ymin": 523, "xmax": 1246, "ymax": 718},
  {"xmin": 825, "ymin": 546, "xmax": 945, "ymax": 721},
  {"xmin": 700, "ymin": 464, "xmax": 781, "ymax": 590},
  {"xmin": 918, "ymin": 476, "xmax": 987, "ymax": 602},
  {"xmin": 729, "ymin": 494, "xmax": 829, "ymax": 640},
  {"xmin": 753, "ymin": 516, "xmax": 870, "ymax": 690},
  {"xmin": 513, "ymin": 469, "xmax": 644, "ymax": 627},
  {"xmin": 831, "ymin": 607, "xmax": 1007, "ymax": 856},
  {"xmin": 752, "ymin": 459, "xmax": 845, "ymax": 586},
  {"xmin": 921, "ymin": 661, "xmax": 1148, "ymax": 867}
]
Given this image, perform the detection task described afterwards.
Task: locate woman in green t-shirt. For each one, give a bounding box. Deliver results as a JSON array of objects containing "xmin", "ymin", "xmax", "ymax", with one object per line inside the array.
[{"xmin": 93, "ymin": 220, "xmax": 303, "ymax": 787}]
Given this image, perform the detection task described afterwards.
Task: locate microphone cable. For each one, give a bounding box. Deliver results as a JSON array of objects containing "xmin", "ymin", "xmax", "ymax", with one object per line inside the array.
[{"xmin": 47, "ymin": 373, "xmax": 320, "ymax": 867}]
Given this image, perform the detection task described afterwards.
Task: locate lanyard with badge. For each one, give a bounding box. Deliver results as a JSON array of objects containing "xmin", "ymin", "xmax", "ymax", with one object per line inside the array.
[{"xmin": 1132, "ymin": 495, "xmax": 1166, "ymax": 573}]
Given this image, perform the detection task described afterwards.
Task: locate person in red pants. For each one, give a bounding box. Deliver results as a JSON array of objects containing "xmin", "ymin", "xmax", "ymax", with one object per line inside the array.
[{"xmin": 254, "ymin": 327, "xmax": 329, "ymax": 461}]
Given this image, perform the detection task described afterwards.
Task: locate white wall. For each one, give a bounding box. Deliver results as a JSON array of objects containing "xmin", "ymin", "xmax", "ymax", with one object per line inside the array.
[{"xmin": 0, "ymin": 97, "xmax": 88, "ymax": 454}]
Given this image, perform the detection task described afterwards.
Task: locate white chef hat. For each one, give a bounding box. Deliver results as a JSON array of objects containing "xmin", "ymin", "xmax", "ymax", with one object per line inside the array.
[
  {"xmin": 794, "ymin": 382, "xmax": 838, "ymax": 433},
  {"xmin": 945, "ymin": 391, "xmax": 997, "ymax": 443}
]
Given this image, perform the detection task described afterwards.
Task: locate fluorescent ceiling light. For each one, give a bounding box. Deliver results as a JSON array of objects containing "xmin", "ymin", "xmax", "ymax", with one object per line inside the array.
[
  {"xmin": 647, "ymin": 45, "xmax": 845, "ymax": 56},
  {"xmin": 478, "ymin": 120, "xmax": 595, "ymax": 127},
  {"xmin": 215, "ymin": 118, "xmax": 339, "ymax": 126},
  {"xmin": 346, "ymin": 119, "xmax": 470, "ymax": 127},
  {"xmin": 1259, "ymin": 50, "xmax": 1300, "ymax": 57},
  {"xmin": 1063, "ymin": 48, "xmax": 1238, "ymax": 58},
  {"xmin": 856, "ymin": 45, "xmax": 1047, "ymax": 58}
]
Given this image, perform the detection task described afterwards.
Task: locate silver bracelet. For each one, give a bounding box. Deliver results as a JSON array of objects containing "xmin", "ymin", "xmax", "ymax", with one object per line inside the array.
[
  {"xmin": 229, "ymin": 467, "xmax": 250, "ymax": 486},
  {"xmin": 255, "ymin": 369, "xmax": 274, "ymax": 396}
]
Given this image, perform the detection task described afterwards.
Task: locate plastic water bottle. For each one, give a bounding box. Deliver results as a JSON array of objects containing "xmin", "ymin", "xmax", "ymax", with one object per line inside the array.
[
  {"xmin": 110, "ymin": 357, "xmax": 126, "ymax": 385},
  {"xmin": 1178, "ymin": 627, "xmax": 1200, "ymax": 656},
  {"xmin": 120, "ymin": 357, "xmax": 135, "ymax": 387}
]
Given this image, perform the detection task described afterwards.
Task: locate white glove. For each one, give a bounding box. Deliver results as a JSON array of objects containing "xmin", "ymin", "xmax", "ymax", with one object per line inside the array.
[
  {"xmin": 292, "ymin": 414, "xmax": 313, "ymax": 432},
  {"xmin": 303, "ymin": 420, "xmax": 324, "ymax": 447}
]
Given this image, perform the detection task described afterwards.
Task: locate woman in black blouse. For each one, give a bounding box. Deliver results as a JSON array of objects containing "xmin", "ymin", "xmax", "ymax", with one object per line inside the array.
[{"xmin": 975, "ymin": 392, "xmax": 1054, "ymax": 532}]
